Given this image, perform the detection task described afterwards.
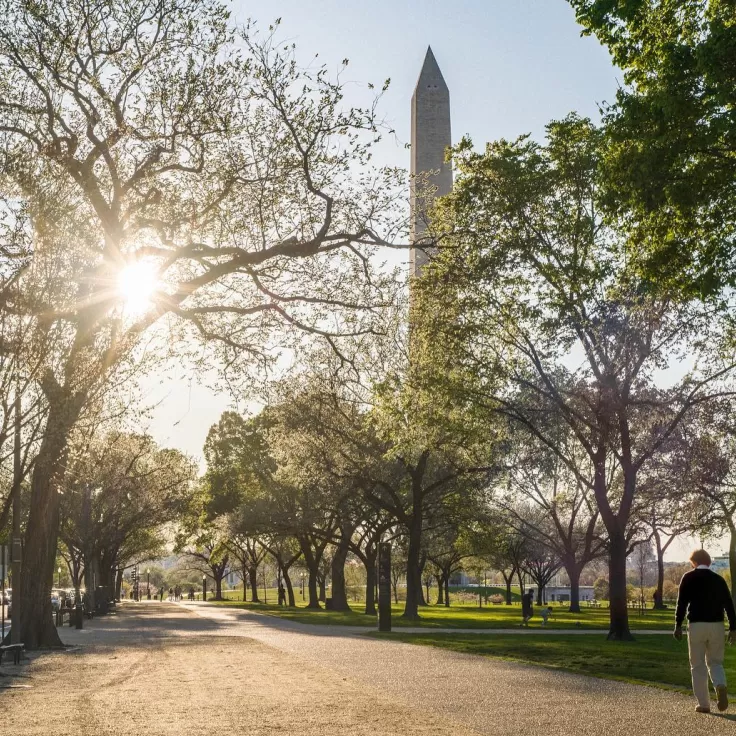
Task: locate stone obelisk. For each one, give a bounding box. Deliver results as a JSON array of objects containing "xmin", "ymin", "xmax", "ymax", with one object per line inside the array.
[{"xmin": 410, "ymin": 46, "xmax": 452, "ymax": 278}]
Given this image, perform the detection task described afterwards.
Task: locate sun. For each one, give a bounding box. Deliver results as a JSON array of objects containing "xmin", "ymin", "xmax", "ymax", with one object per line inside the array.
[{"xmin": 117, "ymin": 260, "xmax": 159, "ymax": 316}]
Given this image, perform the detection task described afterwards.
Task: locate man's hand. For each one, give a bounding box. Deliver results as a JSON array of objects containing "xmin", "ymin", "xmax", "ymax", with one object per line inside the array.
[
  {"xmin": 674, "ymin": 627, "xmax": 683, "ymax": 641},
  {"xmin": 727, "ymin": 630, "xmax": 736, "ymax": 645}
]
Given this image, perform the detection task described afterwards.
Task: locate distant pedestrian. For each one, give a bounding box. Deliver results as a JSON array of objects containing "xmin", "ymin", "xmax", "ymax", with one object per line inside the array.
[
  {"xmin": 159, "ymin": 588, "xmax": 164, "ymax": 602},
  {"xmin": 675, "ymin": 548, "xmax": 736, "ymax": 713},
  {"xmin": 168, "ymin": 587, "xmax": 173, "ymax": 601},
  {"xmin": 539, "ymin": 606, "xmax": 553, "ymax": 626},
  {"xmin": 278, "ymin": 583, "xmax": 286, "ymax": 606},
  {"xmin": 521, "ymin": 589, "xmax": 534, "ymax": 627}
]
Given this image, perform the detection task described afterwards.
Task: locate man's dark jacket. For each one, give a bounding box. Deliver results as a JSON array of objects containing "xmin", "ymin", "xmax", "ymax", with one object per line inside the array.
[{"xmin": 675, "ymin": 567, "xmax": 736, "ymax": 630}]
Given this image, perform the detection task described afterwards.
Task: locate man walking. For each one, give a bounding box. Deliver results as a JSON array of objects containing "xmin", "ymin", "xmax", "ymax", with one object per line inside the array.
[{"xmin": 675, "ymin": 548, "xmax": 736, "ymax": 713}]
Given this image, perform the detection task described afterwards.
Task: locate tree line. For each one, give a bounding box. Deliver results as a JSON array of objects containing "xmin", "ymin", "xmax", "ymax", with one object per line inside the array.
[{"xmin": 1, "ymin": 0, "xmax": 736, "ymax": 647}]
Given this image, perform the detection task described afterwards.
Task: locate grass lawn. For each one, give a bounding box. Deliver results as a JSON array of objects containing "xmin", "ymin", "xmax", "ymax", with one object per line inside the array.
[
  {"xmin": 367, "ymin": 632, "xmax": 720, "ymax": 693},
  {"xmin": 206, "ymin": 596, "xmax": 677, "ymax": 631}
]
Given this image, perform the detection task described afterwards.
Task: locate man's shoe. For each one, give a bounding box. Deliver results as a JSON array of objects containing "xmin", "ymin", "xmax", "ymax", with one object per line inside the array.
[
  {"xmin": 695, "ymin": 706, "xmax": 711, "ymax": 713},
  {"xmin": 716, "ymin": 685, "xmax": 729, "ymax": 712}
]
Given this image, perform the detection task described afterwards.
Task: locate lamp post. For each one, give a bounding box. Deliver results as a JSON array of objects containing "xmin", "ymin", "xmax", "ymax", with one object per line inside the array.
[
  {"xmin": 202, "ymin": 575, "xmax": 207, "ymax": 602},
  {"xmin": 57, "ymin": 566, "xmax": 61, "ymax": 589},
  {"xmin": 147, "ymin": 568, "xmax": 151, "ymax": 600},
  {"xmin": 300, "ymin": 572, "xmax": 305, "ymax": 599}
]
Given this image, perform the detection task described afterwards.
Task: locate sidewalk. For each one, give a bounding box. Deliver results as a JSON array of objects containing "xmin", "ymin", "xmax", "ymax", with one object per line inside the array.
[
  {"xmin": 4, "ymin": 602, "xmax": 736, "ymax": 735},
  {"xmin": 1, "ymin": 603, "xmax": 478, "ymax": 736}
]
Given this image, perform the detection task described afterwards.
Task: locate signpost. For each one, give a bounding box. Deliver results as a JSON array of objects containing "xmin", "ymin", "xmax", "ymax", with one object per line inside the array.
[{"xmin": 378, "ymin": 542, "xmax": 391, "ymax": 632}]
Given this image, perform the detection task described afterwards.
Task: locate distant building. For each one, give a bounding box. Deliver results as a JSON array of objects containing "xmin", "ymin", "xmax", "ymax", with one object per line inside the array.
[
  {"xmin": 542, "ymin": 586, "xmax": 596, "ymax": 604},
  {"xmin": 711, "ymin": 556, "xmax": 729, "ymax": 573},
  {"xmin": 507, "ymin": 584, "xmax": 595, "ymax": 603}
]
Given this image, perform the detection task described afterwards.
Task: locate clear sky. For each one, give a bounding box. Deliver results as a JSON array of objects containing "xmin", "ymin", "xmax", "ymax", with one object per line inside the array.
[
  {"xmin": 135, "ymin": 2, "xmax": 712, "ymax": 560},
  {"xmin": 230, "ymin": 0, "xmax": 619, "ymax": 157}
]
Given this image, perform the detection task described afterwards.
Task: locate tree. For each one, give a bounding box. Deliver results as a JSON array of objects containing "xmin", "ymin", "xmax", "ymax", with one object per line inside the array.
[
  {"xmin": 425, "ymin": 519, "xmax": 468, "ymax": 608},
  {"xmin": 260, "ymin": 535, "xmax": 301, "ymax": 607},
  {"xmin": 179, "ymin": 530, "xmax": 230, "ymax": 601},
  {"xmin": 570, "ymin": 1, "xmax": 736, "ymax": 296},
  {"xmin": 636, "ymin": 460, "xmax": 698, "ymax": 610},
  {"xmin": 676, "ymin": 401, "xmax": 736, "ymax": 610},
  {"xmin": 59, "ymin": 430, "xmax": 196, "ymax": 609},
  {"xmin": 0, "ymin": 0, "xmax": 401, "ymax": 647},
  {"xmin": 225, "ymin": 533, "xmax": 264, "ymax": 603},
  {"xmin": 495, "ymin": 421, "xmax": 606, "ymax": 612},
  {"xmin": 466, "ymin": 517, "xmax": 527, "ymax": 606},
  {"xmin": 522, "ymin": 542, "xmax": 562, "ymax": 605},
  {"xmin": 420, "ymin": 115, "xmax": 736, "ymax": 639},
  {"xmin": 630, "ymin": 539, "xmax": 655, "ymax": 608},
  {"xmin": 593, "ymin": 577, "xmax": 608, "ymax": 601}
]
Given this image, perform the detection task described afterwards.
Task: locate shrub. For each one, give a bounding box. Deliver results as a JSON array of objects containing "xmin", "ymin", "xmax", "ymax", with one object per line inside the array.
[
  {"xmin": 593, "ymin": 577, "xmax": 609, "ymax": 600},
  {"xmin": 663, "ymin": 580, "xmax": 679, "ymax": 602}
]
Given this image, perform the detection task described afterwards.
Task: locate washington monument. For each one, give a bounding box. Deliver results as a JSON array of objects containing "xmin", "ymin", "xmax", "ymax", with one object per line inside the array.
[{"xmin": 410, "ymin": 46, "xmax": 452, "ymax": 278}]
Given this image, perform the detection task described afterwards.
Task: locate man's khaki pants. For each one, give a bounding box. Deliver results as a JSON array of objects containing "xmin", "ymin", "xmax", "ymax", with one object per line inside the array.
[{"xmin": 688, "ymin": 622, "xmax": 727, "ymax": 707}]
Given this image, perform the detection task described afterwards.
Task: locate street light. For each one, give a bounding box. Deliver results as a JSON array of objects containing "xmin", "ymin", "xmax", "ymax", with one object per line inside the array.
[
  {"xmin": 147, "ymin": 568, "xmax": 151, "ymax": 600},
  {"xmin": 202, "ymin": 575, "xmax": 207, "ymax": 602},
  {"xmin": 57, "ymin": 566, "xmax": 61, "ymax": 588}
]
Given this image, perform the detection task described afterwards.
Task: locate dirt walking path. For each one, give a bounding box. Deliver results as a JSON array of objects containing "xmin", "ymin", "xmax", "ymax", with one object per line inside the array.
[{"xmin": 2, "ymin": 602, "xmax": 736, "ymax": 735}]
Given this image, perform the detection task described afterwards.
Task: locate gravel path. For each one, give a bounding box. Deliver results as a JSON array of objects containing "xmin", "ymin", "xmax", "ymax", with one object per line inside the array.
[{"xmin": 2, "ymin": 601, "xmax": 736, "ymax": 735}]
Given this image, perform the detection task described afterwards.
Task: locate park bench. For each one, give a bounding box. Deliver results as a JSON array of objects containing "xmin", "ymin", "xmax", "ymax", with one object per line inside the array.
[{"xmin": 0, "ymin": 643, "xmax": 24, "ymax": 665}]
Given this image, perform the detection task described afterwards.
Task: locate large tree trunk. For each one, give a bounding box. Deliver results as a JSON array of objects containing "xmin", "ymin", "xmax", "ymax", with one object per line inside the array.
[
  {"xmin": 84, "ymin": 554, "xmax": 100, "ymax": 611},
  {"xmin": 19, "ymin": 402, "xmax": 79, "ymax": 649},
  {"xmin": 307, "ymin": 569, "xmax": 320, "ymax": 608},
  {"xmin": 566, "ymin": 562, "xmax": 582, "ymax": 613},
  {"xmin": 283, "ymin": 567, "xmax": 295, "ymax": 607},
  {"xmin": 403, "ymin": 512, "xmax": 423, "ymax": 620},
  {"xmin": 607, "ymin": 528, "xmax": 633, "ymax": 641},
  {"xmin": 436, "ymin": 574, "xmax": 444, "ymax": 605},
  {"xmin": 330, "ymin": 535, "xmax": 351, "ymax": 611},
  {"xmin": 516, "ymin": 568, "xmax": 525, "ymax": 596},
  {"xmin": 416, "ymin": 552, "xmax": 427, "ymax": 606},
  {"xmin": 298, "ymin": 538, "xmax": 321, "ymax": 609},
  {"xmin": 248, "ymin": 566, "xmax": 260, "ymax": 602},
  {"xmin": 653, "ymin": 530, "xmax": 667, "ymax": 609},
  {"xmin": 318, "ymin": 573, "xmax": 326, "ymax": 602},
  {"xmin": 115, "ymin": 568, "xmax": 123, "ymax": 602},
  {"xmin": 444, "ymin": 575, "xmax": 450, "ymax": 607},
  {"xmin": 502, "ymin": 570, "xmax": 514, "ymax": 605},
  {"xmin": 363, "ymin": 546, "xmax": 377, "ymax": 616},
  {"xmin": 96, "ymin": 552, "xmax": 115, "ymax": 613},
  {"xmin": 214, "ymin": 572, "xmax": 224, "ymax": 600}
]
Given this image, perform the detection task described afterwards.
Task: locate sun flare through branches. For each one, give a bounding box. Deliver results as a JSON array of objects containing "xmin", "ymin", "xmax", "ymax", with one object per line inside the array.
[{"xmin": 117, "ymin": 260, "xmax": 159, "ymax": 317}]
